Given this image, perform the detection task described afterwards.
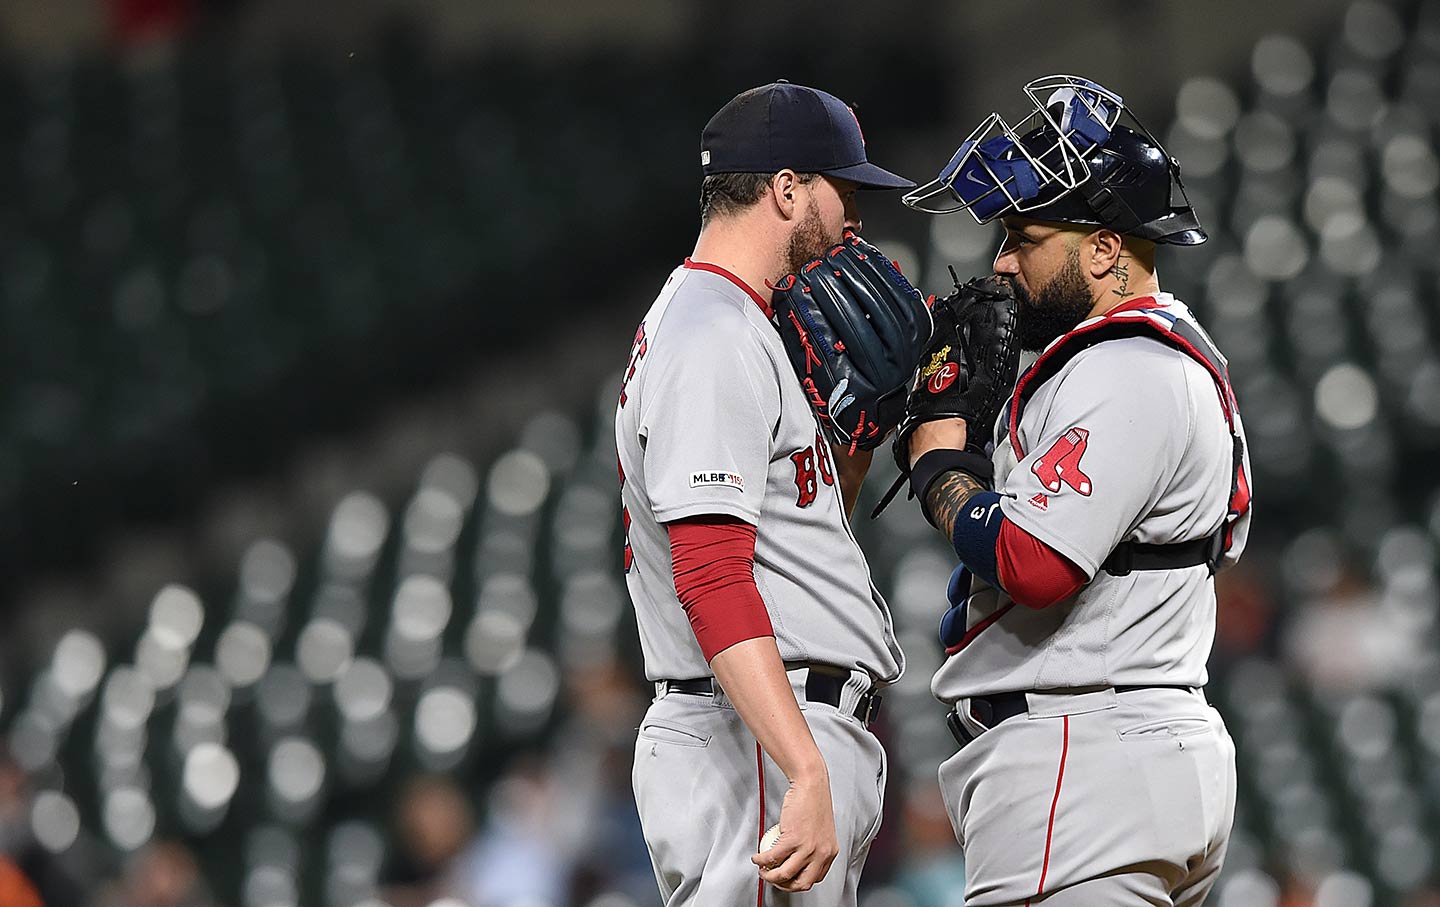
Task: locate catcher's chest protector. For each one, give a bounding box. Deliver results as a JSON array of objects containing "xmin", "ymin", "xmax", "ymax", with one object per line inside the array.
[{"xmin": 1005, "ymin": 302, "xmax": 1251, "ymax": 572}]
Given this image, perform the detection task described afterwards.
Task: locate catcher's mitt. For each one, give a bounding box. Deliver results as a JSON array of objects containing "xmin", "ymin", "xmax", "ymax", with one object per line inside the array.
[
  {"xmin": 772, "ymin": 232, "xmax": 932, "ymax": 453},
  {"xmin": 871, "ymin": 273, "xmax": 1022, "ymax": 517}
]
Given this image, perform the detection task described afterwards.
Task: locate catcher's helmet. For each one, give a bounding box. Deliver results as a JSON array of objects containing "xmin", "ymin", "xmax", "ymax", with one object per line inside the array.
[
  {"xmin": 905, "ymin": 75, "xmax": 1207, "ymax": 246},
  {"xmin": 1016, "ymin": 123, "xmax": 1206, "ymax": 245}
]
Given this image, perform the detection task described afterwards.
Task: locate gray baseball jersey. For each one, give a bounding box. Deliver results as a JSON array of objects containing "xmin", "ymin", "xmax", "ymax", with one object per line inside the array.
[
  {"xmin": 616, "ymin": 260, "xmax": 904, "ymax": 684},
  {"xmin": 621, "ymin": 260, "xmax": 900, "ymax": 907},
  {"xmin": 930, "ymin": 293, "xmax": 1246, "ymax": 905},
  {"xmin": 932, "ymin": 293, "xmax": 1252, "ymax": 701}
]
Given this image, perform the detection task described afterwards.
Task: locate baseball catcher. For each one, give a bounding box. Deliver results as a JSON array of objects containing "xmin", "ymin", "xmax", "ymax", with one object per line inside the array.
[{"xmin": 899, "ymin": 73, "xmax": 1253, "ymax": 906}]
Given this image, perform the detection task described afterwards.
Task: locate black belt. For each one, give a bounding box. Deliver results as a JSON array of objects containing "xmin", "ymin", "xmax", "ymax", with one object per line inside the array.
[
  {"xmin": 662, "ymin": 670, "xmax": 882, "ymax": 727},
  {"xmin": 946, "ymin": 685, "xmax": 1199, "ymax": 749}
]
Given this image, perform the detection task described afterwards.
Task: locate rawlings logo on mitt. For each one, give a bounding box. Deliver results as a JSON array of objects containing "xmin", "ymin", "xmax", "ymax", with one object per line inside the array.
[
  {"xmin": 772, "ymin": 232, "xmax": 933, "ymax": 453},
  {"xmin": 871, "ymin": 272, "xmax": 1023, "ymax": 517},
  {"xmin": 921, "ymin": 346, "xmax": 962, "ymax": 394}
]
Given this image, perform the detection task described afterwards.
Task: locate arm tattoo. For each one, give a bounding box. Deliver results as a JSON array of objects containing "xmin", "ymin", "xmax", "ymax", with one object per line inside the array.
[
  {"xmin": 1111, "ymin": 253, "xmax": 1131, "ymax": 298},
  {"xmin": 924, "ymin": 470, "xmax": 990, "ymax": 539}
]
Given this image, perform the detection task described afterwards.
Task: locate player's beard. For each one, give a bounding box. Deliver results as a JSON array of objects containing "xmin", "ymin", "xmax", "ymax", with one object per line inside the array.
[
  {"xmin": 1016, "ymin": 245, "xmax": 1096, "ymax": 351},
  {"xmin": 784, "ymin": 197, "xmax": 836, "ymax": 275}
]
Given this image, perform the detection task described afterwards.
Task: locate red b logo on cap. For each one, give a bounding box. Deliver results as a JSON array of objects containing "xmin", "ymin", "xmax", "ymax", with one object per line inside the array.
[{"xmin": 849, "ymin": 107, "xmax": 866, "ymax": 146}]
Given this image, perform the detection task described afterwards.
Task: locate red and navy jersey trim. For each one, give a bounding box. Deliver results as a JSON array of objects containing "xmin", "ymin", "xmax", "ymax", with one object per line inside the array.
[
  {"xmin": 945, "ymin": 600, "xmax": 1017, "ymax": 656},
  {"xmin": 1008, "ymin": 297, "xmax": 1233, "ymax": 456},
  {"xmin": 683, "ymin": 258, "xmax": 774, "ymax": 320}
]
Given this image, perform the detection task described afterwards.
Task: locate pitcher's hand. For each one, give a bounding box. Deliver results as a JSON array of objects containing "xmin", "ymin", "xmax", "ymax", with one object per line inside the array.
[{"xmin": 751, "ymin": 769, "xmax": 838, "ymax": 892}]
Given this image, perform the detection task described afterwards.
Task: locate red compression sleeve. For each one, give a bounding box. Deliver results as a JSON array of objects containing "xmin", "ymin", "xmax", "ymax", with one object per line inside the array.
[
  {"xmin": 996, "ymin": 519, "xmax": 1089, "ymax": 609},
  {"xmin": 668, "ymin": 516, "xmax": 774, "ymax": 662}
]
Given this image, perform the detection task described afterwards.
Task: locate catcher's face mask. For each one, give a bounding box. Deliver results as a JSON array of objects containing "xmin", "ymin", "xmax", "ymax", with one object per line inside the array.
[{"xmin": 903, "ymin": 75, "xmax": 1124, "ymax": 220}]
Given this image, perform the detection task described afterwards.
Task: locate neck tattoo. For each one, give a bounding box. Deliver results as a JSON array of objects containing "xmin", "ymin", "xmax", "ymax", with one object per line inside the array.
[{"xmin": 1111, "ymin": 254, "xmax": 1131, "ymax": 298}]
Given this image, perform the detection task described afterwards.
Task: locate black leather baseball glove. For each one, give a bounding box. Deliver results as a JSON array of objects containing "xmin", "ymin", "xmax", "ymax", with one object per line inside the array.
[
  {"xmin": 871, "ymin": 273, "xmax": 1022, "ymax": 517},
  {"xmin": 772, "ymin": 232, "xmax": 932, "ymax": 453}
]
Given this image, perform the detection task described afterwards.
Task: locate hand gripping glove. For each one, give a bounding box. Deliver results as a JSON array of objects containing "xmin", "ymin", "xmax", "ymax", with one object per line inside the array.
[
  {"xmin": 871, "ymin": 273, "xmax": 1022, "ymax": 519},
  {"xmin": 772, "ymin": 232, "xmax": 933, "ymax": 453}
]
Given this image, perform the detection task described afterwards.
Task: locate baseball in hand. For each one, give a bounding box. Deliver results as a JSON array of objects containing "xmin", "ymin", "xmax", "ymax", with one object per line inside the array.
[{"xmin": 759, "ymin": 823, "xmax": 782, "ymax": 853}]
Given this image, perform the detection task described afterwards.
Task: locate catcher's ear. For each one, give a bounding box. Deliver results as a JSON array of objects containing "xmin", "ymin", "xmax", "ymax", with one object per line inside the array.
[{"xmin": 1085, "ymin": 228, "xmax": 1124, "ymax": 279}]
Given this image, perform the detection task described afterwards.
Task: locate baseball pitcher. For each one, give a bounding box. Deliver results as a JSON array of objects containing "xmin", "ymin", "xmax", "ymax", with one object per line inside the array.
[{"xmin": 616, "ymin": 82, "xmax": 927, "ymax": 905}]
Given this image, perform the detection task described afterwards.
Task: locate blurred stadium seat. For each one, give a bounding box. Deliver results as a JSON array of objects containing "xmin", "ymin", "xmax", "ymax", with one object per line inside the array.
[
  {"xmin": 3, "ymin": 1, "xmax": 1440, "ymax": 906},
  {"xmin": 5, "ymin": 404, "xmax": 608, "ymax": 903}
]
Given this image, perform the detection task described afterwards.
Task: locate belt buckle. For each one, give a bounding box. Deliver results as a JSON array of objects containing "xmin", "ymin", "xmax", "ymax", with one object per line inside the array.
[
  {"xmin": 946, "ymin": 708, "xmax": 977, "ymax": 748},
  {"xmin": 856, "ymin": 691, "xmax": 882, "ymax": 726},
  {"xmin": 947, "ymin": 697, "xmax": 999, "ymax": 750},
  {"xmin": 968, "ymin": 696, "xmax": 997, "ymax": 728}
]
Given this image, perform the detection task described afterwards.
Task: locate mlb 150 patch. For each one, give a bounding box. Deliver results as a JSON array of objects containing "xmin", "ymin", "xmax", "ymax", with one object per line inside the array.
[{"xmin": 690, "ymin": 471, "xmax": 745, "ymax": 491}]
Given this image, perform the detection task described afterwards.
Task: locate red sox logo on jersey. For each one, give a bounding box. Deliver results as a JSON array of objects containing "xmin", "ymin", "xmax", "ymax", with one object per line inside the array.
[{"xmin": 1032, "ymin": 426, "xmax": 1093, "ymax": 496}]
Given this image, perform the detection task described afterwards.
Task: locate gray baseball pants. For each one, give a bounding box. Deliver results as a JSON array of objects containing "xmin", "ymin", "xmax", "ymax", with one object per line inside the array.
[
  {"xmin": 939, "ymin": 686, "xmax": 1236, "ymax": 906},
  {"xmin": 632, "ymin": 669, "xmax": 886, "ymax": 906}
]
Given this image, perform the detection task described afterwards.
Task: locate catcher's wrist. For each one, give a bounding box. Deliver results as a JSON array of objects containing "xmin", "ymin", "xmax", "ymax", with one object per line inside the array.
[
  {"xmin": 910, "ymin": 449, "xmax": 994, "ymax": 529},
  {"xmin": 907, "ymin": 419, "xmax": 968, "ymax": 466}
]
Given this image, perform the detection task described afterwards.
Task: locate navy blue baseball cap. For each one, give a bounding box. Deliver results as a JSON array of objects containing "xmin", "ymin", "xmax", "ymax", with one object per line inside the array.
[{"xmin": 701, "ymin": 81, "xmax": 915, "ymax": 190}]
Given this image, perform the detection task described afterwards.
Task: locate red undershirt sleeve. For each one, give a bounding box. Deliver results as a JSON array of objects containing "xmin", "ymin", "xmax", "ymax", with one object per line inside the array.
[
  {"xmin": 996, "ymin": 518, "xmax": 1089, "ymax": 609},
  {"xmin": 667, "ymin": 515, "xmax": 774, "ymax": 662}
]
